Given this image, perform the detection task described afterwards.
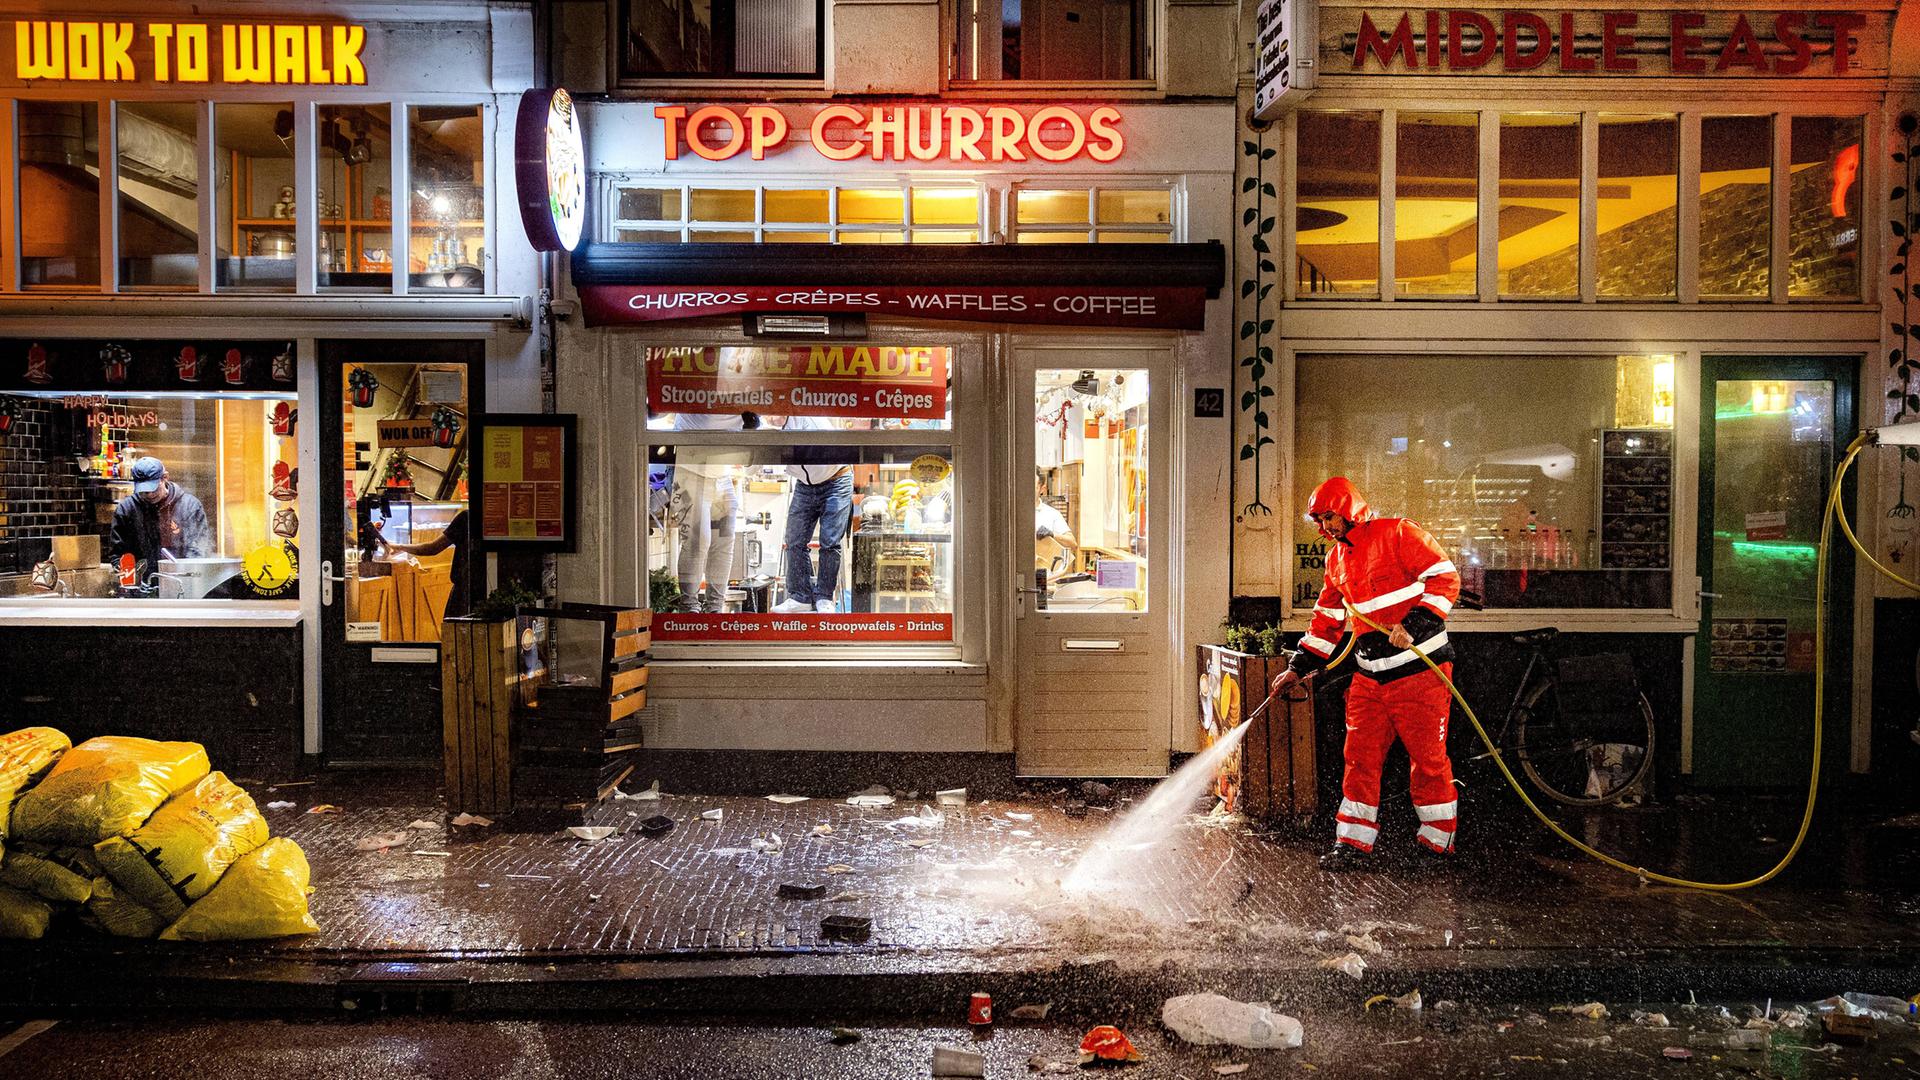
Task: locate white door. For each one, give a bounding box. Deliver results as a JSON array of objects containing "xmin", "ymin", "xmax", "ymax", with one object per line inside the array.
[{"xmin": 1014, "ymin": 348, "xmax": 1170, "ymax": 776}]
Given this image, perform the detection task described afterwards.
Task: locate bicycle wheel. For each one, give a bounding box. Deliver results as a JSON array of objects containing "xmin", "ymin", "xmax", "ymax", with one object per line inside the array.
[{"xmin": 1513, "ymin": 684, "xmax": 1656, "ymax": 806}]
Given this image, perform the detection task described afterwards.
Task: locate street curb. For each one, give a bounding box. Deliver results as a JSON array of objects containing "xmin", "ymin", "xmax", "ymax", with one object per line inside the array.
[{"xmin": 7, "ymin": 945, "xmax": 1917, "ymax": 1016}]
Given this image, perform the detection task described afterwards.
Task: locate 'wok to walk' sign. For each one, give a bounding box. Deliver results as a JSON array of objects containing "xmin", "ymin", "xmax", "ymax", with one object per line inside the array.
[{"xmin": 647, "ymin": 346, "xmax": 949, "ymax": 421}]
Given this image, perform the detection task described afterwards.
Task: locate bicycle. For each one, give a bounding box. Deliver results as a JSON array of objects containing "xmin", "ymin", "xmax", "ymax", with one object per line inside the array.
[{"xmin": 1483, "ymin": 628, "xmax": 1657, "ymax": 806}]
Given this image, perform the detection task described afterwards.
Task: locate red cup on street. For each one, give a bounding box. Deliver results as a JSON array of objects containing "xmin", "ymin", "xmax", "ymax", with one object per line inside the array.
[{"xmin": 967, "ymin": 991, "xmax": 992, "ymax": 1025}]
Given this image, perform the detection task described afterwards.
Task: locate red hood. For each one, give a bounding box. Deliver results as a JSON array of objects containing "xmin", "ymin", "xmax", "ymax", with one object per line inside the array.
[{"xmin": 1307, "ymin": 476, "xmax": 1372, "ymax": 538}]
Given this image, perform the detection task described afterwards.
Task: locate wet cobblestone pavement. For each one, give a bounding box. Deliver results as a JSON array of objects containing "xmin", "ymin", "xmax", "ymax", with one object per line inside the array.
[{"xmin": 9, "ymin": 768, "xmax": 1907, "ymax": 973}]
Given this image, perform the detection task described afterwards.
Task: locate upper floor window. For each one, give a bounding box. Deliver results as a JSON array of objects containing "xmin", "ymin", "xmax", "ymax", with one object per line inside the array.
[
  {"xmin": 620, "ymin": 0, "xmax": 824, "ymax": 81},
  {"xmin": 609, "ymin": 182, "xmax": 984, "ymax": 243},
  {"xmin": 1292, "ymin": 108, "xmax": 1865, "ymax": 304},
  {"xmin": 952, "ymin": 0, "xmax": 1151, "ymax": 82},
  {"xmin": 7, "ymin": 97, "xmax": 491, "ymax": 296}
]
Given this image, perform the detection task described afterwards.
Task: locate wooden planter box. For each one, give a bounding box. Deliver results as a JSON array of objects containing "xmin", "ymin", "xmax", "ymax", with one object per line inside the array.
[
  {"xmin": 1197, "ymin": 644, "xmax": 1318, "ymax": 827},
  {"xmin": 441, "ymin": 616, "xmax": 526, "ymax": 816}
]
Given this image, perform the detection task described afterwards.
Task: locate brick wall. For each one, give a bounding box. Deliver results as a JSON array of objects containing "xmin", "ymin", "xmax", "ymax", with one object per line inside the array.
[
  {"xmin": 1507, "ymin": 160, "xmax": 1858, "ymax": 298},
  {"xmin": 0, "ymin": 397, "xmax": 101, "ymax": 573}
]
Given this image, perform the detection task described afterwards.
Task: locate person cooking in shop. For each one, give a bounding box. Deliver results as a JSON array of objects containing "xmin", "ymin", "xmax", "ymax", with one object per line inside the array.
[
  {"xmin": 109, "ymin": 457, "xmax": 212, "ymax": 584},
  {"xmin": 1035, "ymin": 470, "xmax": 1079, "ymax": 577},
  {"xmin": 772, "ymin": 414, "xmax": 852, "ymax": 613},
  {"xmin": 375, "ymin": 509, "xmax": 472, "ymax": 618},
  {"xmin": 1270, "ymin": 477, "xmax": 1462, "ymax": 871}
]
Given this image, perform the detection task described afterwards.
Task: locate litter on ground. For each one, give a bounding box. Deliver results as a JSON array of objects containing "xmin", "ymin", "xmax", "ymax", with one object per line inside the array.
[
  {"xmin": 766, "ymin": 795, "xmax": 809, "ymax": 804},
  {"xmin": 450, "ymin": 813, "xmax": 492, "ymax": 827},
  {"xmin": 354, "ymin": 831, "xmax": 411, "ymax": 851},
  {"xmin": 567, "ymin": 826, "xmax": 617, "ymax": 842},
  {"xmin": 1162, "ymin": 993, "xmax": 1303, "ymax": 1050},
  {"xmin": 613, "ymin": 780, "xmax": 661, "ymax": 802}
]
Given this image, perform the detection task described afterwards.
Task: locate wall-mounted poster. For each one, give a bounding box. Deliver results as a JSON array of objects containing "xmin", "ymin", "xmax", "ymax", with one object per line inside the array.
[{"xmin": 476, "ymin": 413, "xmax": 577, "ymax": 552}]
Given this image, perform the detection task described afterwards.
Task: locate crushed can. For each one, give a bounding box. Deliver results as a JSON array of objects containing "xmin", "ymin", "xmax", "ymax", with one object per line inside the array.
[{"xmin": 968, "ymin": 991, "xmax": 992, "ymax": 1025}]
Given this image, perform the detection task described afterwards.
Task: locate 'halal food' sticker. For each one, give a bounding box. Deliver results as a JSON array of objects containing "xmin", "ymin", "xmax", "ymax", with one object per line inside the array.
[{"xmin": 242, "ymin": 543, "xmax": 297, "ymax": 598}]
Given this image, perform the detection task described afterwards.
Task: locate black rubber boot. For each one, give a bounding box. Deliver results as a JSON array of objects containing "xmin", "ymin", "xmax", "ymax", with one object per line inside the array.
[{"xmin": 1318, "ymin": 844, "xmax": 1374, "ymax": 872}]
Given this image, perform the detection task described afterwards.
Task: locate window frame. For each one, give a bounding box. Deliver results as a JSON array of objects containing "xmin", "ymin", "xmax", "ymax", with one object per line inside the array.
[
  {"xmin": 642, "ymin": 339, "xmax": 971, "ymax": 662},
  {"xmin": 1278, "ymin": 344, "xmax": 1705, "ymax": 635},
  {"xmin": 1008, "ymin": 181, "xmax": 1181, "ymax": 244},
  {"xmin": 944, "ymin": 0, "xmax": 1164, "ymax": 93},
  {"xmin": 1283, "ymin": 97, "xmax": 1875, "ymax": 308},
  {"xmin": 2, "ymin": 91, "xmax": 495, "ymax": 298},
  {"xmin": 603, "ymin": 178, "xmax": 988, "ymax": 244},
  {"xmin": 611, "ymin": 0, "xmax": 830, "ymax": 86}
]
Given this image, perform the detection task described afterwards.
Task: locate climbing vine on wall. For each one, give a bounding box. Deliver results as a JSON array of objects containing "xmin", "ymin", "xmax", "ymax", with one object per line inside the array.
[
  {"xmin": 1238, "ymin": 134, "xmax": 1278, "ymax": 516},
  {"xmin": 1892, "ymin": 111, "xmax": 1920, "ymax": 465}
]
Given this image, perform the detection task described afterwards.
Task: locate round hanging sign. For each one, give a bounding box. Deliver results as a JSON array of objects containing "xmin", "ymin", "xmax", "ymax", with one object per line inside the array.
[{"xmin": 515, "ymin": 87, "xmax": 586, "ymax": 252}]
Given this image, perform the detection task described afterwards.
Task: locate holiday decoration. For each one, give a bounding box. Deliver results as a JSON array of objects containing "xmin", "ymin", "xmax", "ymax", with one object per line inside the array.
[
  {"xmin": 222, "ymin": 348, "xmax": 246, "ymax": 386},
  {"xmin": 271, "ymin": 402, "xmax": 297, "ymax": 437},
  {"xmin": 175, "ymin": 345, "xmax": 202, "ymax": 383},
  {"xmin": 348, "ymin": 367, "xmax": 379, "ymax": 408},
  {"xmin": 270, "ymin": 462, "xmax": 298, "ymax": 502},
  {"xmin": 381, "ymin": 453, "xmax": 414, "ymax": 490},
  {"xmin": 271, "ymin": 344, "xmax": 295, "ymax": 383},
  {"xmin": 0, "ymin": 396, "xmax": 21, "ymax": 435},
  {"xmin": 30, "ymin": 559, "xmax": 57, "ymax": 591},
  {"xmin": 100, "ymin": 344, "xmax": 131, "ymax": 384},
  {"xmin": 272, "ymin": 507, "xmax": 299, "ymax": 539},
  {"xmin": 430, "ymin": 405, "xmax": 461, "ymax": 448},
  {"xmin": 24, "ymin": 342, "xmax": 51, "ymax": 384}
]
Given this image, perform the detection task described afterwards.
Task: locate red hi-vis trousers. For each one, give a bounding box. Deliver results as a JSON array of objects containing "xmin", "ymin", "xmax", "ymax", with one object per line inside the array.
[{"xmin": 1333, "ymin": 663, "xmax": 1458, "ymax": 855}]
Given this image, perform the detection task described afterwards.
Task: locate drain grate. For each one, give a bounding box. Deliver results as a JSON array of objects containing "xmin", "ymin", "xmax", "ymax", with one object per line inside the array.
[{"xmin": 337, "ymin": 962, "xmax": 471, "ymax": 1014}]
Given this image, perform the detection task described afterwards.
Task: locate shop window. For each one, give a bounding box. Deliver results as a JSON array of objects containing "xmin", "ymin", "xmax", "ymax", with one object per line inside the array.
[
  {"xmin": 1596, "ymin": 114, "xmax": 1678, "ymax": 300},
  {"xmin": 1292, "ymin": 353, "xmax": 1676, "ymax": 611},
  {"xmin": 1497, "ymin": 115, "xmax": 1579, "ymax": 299},
  {"xmin": 642, "ymin": 345, "xmax": 956, "ymax": 649},
  {"xmin": 619, "ymin": 0, "xmax": 824, "ymax": 80},
  {"xmin": 0, "ymin": 339, "xmax": 300, "ymax": 606},
  {"xmin": 341, "ymin": 362, "xmax": 471, "ymax": 642},
  {"xmin": 318, "ymin": 104, "xmax": 394, "ymax": 291},
  {"xmin": 1700, "ymin": 116, "xmax": 1772, "ymax": 300},
  {"xmin": 1787, "ymin": 116, "xmax": 1863, "ymax": 300},
  {"xmin": 1394, "ymin": 112, "xmax": 1478, "ymax": 297},
  {"xmin": 605, "ymin": 182, "xmax": 984, "ymax": 243},
  {"xmin": 408, "ymin": 105, "xmax": 486, "ymax": 292},
  {"xmin": 1295, "ymin": 111, "xmax": 1381, "ymax": 297},
  {"xmin": 1034, "ymin": 367, "xmax": 1150, "ymax": 612},
  {"xmin": 19, "ymin": 101, "xmax": 102, "ymax": 287},
  {"xmin": 116, "ymin": 103, "xmax": 199, "ymax": 291},
  {"xmin": 1014, "ymin": 186, "xmax": 1173, "ymax": 243},
  {"xmin": 215, "ymin": 103, "xmax": 296, "ymax": 292},
  {"xmin": 952, "ymin": 0, "xmax": 1150, "ymax": 81}
]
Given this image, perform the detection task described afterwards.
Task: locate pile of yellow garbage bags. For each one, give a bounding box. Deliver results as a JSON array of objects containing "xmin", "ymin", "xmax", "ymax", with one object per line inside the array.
[{"xmin": 0, "ymin": 729, "xmax": 318, "ymax": 941}]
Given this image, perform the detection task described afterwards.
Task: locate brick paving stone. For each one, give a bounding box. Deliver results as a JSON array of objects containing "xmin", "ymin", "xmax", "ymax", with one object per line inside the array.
[{"xmin": 4, "ymin": 769, "xmax": 1915, "ymax": 975}]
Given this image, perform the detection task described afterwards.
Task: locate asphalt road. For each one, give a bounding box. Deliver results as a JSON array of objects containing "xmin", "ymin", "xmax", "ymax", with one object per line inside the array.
[{"xmin": 2, "ymin": 1004, "xmax": 1914, "ymax": 1079}]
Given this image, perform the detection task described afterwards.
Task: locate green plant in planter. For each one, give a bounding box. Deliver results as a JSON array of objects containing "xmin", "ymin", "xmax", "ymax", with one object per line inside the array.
[
  {"xmin": 1223, "ymin": 624, "xmax": 1251, "ymax": 653},
  {"xmin": 1254, "ymin": 625, "xmax": 1284, "ymax": 657},
  {"xmin": 649, "ymin": 566, "xmax": 682, "ymax": 613},
  {"xmin": 470, "ymin": 580, "xmax": 542, "ymax": 622}
]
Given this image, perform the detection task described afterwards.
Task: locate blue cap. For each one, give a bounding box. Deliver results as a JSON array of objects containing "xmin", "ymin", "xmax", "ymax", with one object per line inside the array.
[{"xmin": 131, "ymin": 457, "xmax": 165, "ymax": 494}]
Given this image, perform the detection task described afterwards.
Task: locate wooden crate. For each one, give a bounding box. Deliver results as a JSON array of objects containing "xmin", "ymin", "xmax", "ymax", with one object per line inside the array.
[
  {"xmin": 1198, "ymin": 646, "xmax": 1317, "ymax": 826},
  {"xmin": 441, "ymin": 617, "xmax": 522, "ymax": 815}
]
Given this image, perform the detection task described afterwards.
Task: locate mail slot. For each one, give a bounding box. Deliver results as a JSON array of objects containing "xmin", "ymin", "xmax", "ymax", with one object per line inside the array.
[{"xmin": 1063, "ymin": 639, "xmax": 1123, "ymax": 651}]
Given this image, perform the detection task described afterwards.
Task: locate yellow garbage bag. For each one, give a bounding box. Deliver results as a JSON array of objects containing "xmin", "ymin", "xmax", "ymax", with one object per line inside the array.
[
  {"xmin": 160, "ymin": 838, "xmax": 318, "ymax": 942},
  {"xmin": 83, "ymin": 876, "xmax": 167, "ymax": 939},
  {"xmin": 0, "ymin": 726, "xmax": 71, "ymax": 838},
  {"xmin": 11, "ymin": 737, "xmax": 209, "ymax": 846},
  {"xmin": 0, "ymin": 883, "xmax": 52, "ymax": 939},
  {"xmin": 0, "ymin": 845, "xmax": 93, "ymax": 904},
  {"xmin": 94, "ymin": 771, "xmax": 267, "ymax": 922}
]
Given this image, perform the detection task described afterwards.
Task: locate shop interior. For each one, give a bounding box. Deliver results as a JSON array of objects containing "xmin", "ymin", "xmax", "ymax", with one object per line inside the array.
[
  {"xmin": 0, "ymin": 386, "xmax": 297, "ymax": 601},
  {"xmin": 1033, "ymin": 366, "xmax": 1150, "ymax": 613},
  {"xmin": 341, "ymin": 363, "xmax": 470, "ymax": 642},
  {"xmin": 646, "ymin": 443, "xmax": 956, "ymax": 618}
]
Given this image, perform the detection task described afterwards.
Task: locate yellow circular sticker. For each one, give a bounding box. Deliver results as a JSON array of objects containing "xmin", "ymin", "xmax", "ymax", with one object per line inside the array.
[
  {"xmin": 910, "ymin": 454, "xmax": 952, "ymax": 484},
  {"xmin": 242, "ymin": 543, "xmax": 296, "ymax": 596}
]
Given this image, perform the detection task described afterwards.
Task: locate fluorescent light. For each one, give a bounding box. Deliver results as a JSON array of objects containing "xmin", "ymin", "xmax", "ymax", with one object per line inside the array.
[{"xmin": 753, "ymin": 315, "xmax": 833, "ymax": 335}]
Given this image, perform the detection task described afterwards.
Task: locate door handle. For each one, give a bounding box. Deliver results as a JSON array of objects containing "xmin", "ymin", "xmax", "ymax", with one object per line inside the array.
[
  {"xmin": 1696, "ymin": 590, "xmax": 1723, "ymax": 599},
  {"xmin": 320, "ymin": 559, "xmax": 348, "ymax": 606},
  {"xmin": 1017, "ymin": 569, "xmax": 1048, "ymax": 610}
]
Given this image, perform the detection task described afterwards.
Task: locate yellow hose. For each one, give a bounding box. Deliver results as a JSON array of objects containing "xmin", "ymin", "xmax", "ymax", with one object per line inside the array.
[{"xmin": 1326, "ymin": 434, "xmax": 1912, "ymax": 891}]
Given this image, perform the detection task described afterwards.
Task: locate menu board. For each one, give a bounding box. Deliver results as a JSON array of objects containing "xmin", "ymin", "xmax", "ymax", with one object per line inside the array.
[{"xmin": 477, "ymin": 414, "xmax": 576, "ymax": 551}]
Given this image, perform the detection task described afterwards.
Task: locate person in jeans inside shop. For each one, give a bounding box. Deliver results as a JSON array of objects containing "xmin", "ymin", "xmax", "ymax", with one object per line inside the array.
[{"xmin": 773, "ymin": 414, "xmax": 852, "ymax": 613}]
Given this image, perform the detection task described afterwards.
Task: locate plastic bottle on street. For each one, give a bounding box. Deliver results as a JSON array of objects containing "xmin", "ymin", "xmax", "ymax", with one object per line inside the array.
[{"xmin": 1838, "ymin": 992, "xmax": 1918, "ymax": 1018}]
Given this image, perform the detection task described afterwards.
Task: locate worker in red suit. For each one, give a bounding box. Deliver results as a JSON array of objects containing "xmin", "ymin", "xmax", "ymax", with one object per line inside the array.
[{"xmin": 1271, "ymin": 477, "xmax": 1463, "ymax": 870}]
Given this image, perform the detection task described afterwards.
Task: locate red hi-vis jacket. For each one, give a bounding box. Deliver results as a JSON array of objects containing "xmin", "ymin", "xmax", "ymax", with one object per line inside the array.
[{"xmin": 1289, "ymin": 477, "xmax": 1461, "ymax": 684}]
